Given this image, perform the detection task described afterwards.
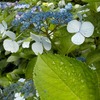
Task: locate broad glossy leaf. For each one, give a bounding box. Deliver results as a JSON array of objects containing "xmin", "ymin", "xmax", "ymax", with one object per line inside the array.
[
  {"xmin": 86, "ymin": 50, "xmax": 100, "ymax": 64},
  {"xmin": 26, "ymin": 57, "xmax": 37, "ymax": 79},
  {"xmin": 93, "ymin": 62, "xmax": 100, "ymax": 94},
  {"xmin": 33, "ymin": 54, "xmax": 100, "ymax": 100},
  {"xmin": 82, "ymin": 0, "xmax": 100, "ymax": 2},
  {"xmin": 0, "ymin": 60, "xmax": 8, "ymax": 72},
  {"xmin": 53, "ymin": 26, "xmax": 78, "ymax": 54},
  {"xmin": 7, "ymin": 55, "xmax": 19, "ymax": 62},
  {"xmin": 0, "ymin": 77, "xmax": 10, "ymax": 87}
]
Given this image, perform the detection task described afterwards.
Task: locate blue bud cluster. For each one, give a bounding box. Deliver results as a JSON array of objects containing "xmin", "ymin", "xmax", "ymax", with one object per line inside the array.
[
  {"xmin": 0, "ymin": 80, "xmax": 36, "ymax": 100},
  {"xmin": 76, "ymin": 57, "xmax": 86, "ymax": 62},
  {"xmin": 0, "ymin": 2, "xmax": 17, "ymax": 9},
  {"xmin": 0, "ymin": 2, "xmax": 31, "ymax": 9},
  {"xmin": 14, "ymin": 3, "xmax": 30, "ymax": 9},
  {"xmin": 65, "ymin": 3, "xmax": 72, "ymax": 10},
  {"xmin": 51, "ymin": 10, "xmax": 72, "ymax": 24},
  {"xmin": 12, "ymin": 4, "xmax": 73, "ymax": 32},
  {"xmin": 20, "ymin": 80, "xmax": 36, "ymax": 98}
]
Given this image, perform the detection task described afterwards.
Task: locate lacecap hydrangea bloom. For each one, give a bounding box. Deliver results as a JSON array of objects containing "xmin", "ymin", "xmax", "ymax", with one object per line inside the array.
[
  {"xmin": 67, "ymin": 20, "xmax": 94, "ymax": 45},
  {"xmin": 12, "ymin": 3, "xmax": 73, "ymax": 31},
  {"xmin": 31, "ymin": 33, "xmax": 51, "ymax": 55}
]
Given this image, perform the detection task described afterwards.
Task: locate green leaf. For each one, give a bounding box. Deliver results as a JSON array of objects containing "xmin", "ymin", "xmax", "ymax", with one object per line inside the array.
[
  {"xmin": 25, "ymin": 57, "xmax": 37, "ymax": 79},
  {"xmin": 53, "ymin": 26, "xmax": 78, "ymax": 55},
  {"xmin": 0, "ymin": 59, "xmax": 8, "ymax": 71},
  {"xmin": 82, "ymin": 0, "xmax": 100, "ymax": 2},
  {"xmin": 7, "ymin": 55, "xmax": 19, "ymax": 62},
  {"xmin": 33, "ymin": 54, "xmax": 100, "ymax": 100},
  {"xmin": 86, "ymin": 50, "xmax": 100, "ymax": 64},
  {"xmin": 93, "ymin": 62, "xmax": 100, "ymax": 94},
  {"xmin": 0, "ymin": 77, "xmax": 10, "ymax": 87}
]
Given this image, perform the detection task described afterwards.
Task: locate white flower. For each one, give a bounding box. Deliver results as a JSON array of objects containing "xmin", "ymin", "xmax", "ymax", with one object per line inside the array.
[
  {"xmin": 0, "ymin": 20, "xmax": 16, "ymax": 40},
  {"xmin": 74, "ymin": 4, "xmax": 80, "ymax": 9},
  {"xmin": 22, "ymin": 41, "xmax": 30, "ymax": 48},
  {"xmin": 58, "ymin": 0, "xmax": 65, "ymax": 7},
  {"xmin": 0, "ymin": 21, "xmax": 19, "ymax": 53},
  {"xmin": 3, "ymin": 39, "xmax": 19, "ymax": 53},
  {"xmin": 14, "ymin": 92, "xmax": 25, "ymax": 100},
  {"xmin": 97, "ymin": 6, "xmax": 100, "ymax": 12},
  {"xmin": 18, "ymin": 78, "xmax": 25, "ymax": 82},
  {"xmin": 67, "ymin": 20, "xmax": 94, "ymax": 45},
  {"xmin": 31, "ymin": 33, "xmax": 51, "ymax": 55}
]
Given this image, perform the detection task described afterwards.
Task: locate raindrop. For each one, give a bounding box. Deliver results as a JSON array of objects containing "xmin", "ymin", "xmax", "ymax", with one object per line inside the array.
[
  {"xmin": 60, "ymin": 62, "xmax": 64, "ymax": 65},
  {"xmin": 81, "ymin": 80, "xmax": 84, "ymax": 83},
  {"xmin": 60, "ymin": 67, "xmax": 63, "ymax": 71},
  {"xmin": 82, "ymin": 85, "xmax": 85, "ymax": 88},
  {"xmin": 68, "ymin": 72, "xmax": 70, "ymax": 76},
  {"xmin": 72, "ymin": 79, "xmax": 75, "ymax": 82},
  {"xmin": 78, "ymin": 74, "xmax": 81, "ymax": 77},
  {"xmin": 70, "ymin": 64, "xmax": 72, "ymax": 66},
  {"xmin": 72, "ymin": 70, "xmax": 75, "ymax": 73},
  {"xmin": 63, "ymin": 78, "xmax": 67, "ymax": 81},
  {"xmin": 52, "ymin": 61, "xmax": 55, "ymax": 64}
]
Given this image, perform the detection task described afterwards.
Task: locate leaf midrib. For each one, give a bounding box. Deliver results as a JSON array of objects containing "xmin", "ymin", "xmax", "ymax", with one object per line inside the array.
[{"xmin": 40, "ymin": 55, "xmax": 81, "ymax": 100}]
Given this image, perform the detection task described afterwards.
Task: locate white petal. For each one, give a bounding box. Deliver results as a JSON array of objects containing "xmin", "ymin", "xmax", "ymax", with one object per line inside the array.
[
  {"xmin": 42, "ymin": 37, "xmax": 51, "ymax": 50},
  {"xmin": 3, "ymin": 39, "xmax": 19, "ymax": 53},
  {"xmin": 17, "ymin": 40, "xmax": 23, "ymax": 46},
  {"xmin": 80, "ymin": 22, "xmax": 94, "ymax": 37},
  {"xmin": 18, "ymin": 78, "xmax": 25, "ymax": 82},
  {"xmin": 71, "ymin": 33, "xmax": 85, "ymax": 45},
  {"xmin": 32, "ymin": 42, "xmax": 43, "ymax": 55},
  {"xmin": 0, "ymin": 24, "xmax": 5, "ymax": 33},
  {"xmin": 97, "ymin": 6, "xmax": 100, "ymax": 12},
  {"xmin": 2, "ymin": 20, "xmax": 7, "ymax": 30},
  {"xmin": 15, "ymin": 93, "xmax": 21, "ymax": 97},
  {"xmin": 22, "ymin": 42, "xmax": 30, "ymax": 48},
  {"xmin": 67, "ymin": 20, "xmax": 81, "ymax": 33},
  {"xmin": 30, "ymin": 33, "xmax": 40, "ymax": 42},
  {"xmin": 4, "ymin": 31, "xmax": 16, "ymax": 40}
]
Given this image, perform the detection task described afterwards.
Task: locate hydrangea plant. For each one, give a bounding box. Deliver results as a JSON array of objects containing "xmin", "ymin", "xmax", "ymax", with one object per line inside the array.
[{"xmin": 0, "ymin": 0, "xmax": 100, "ymax": 100}]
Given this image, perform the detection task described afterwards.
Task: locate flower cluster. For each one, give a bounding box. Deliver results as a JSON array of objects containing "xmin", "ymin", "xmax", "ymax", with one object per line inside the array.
[
  {"xmin": 67, "ymin": 20, "xmax": 94, "ymax": 45},
  {"xmin": 12, "ymin": 3, "xmax": 73, "ymax": 31},
  {"xmin": 0, "ymin": 2, "xmax": 31, "ymax": 9},
  {"xmin": 0, "ymin": 2, "xmax": 16, "ymax": 9},
  {"xmin": 31, "ymin": 33, "xmax": 51, "ymax": 55},
  {"xmin": 0, "ymin": 79, "xmax": 36, "ymax": 100}
]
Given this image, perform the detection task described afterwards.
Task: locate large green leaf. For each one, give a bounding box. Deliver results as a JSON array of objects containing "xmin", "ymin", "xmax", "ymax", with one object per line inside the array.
[
  {"xmin": 86, "ymin": 50, "xmax": 100, "ymax": 64},
  {"xmin": 25, "ymin": 57, "xmax": 37, "ymax": 79},
  {"xmin": 53, "ymin": 26, "xmax": 78, "ymax": 55},
  {"xmin": 82, "ymin": 0, "xmax": 100, "ymax": 2},
  {"xmin": 33, "ymin": 54, "xmax": 100, "ymax": 100},
  {"xmin": 93, "ymin": 62, "xmax": 100, "ymax": 95}
]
